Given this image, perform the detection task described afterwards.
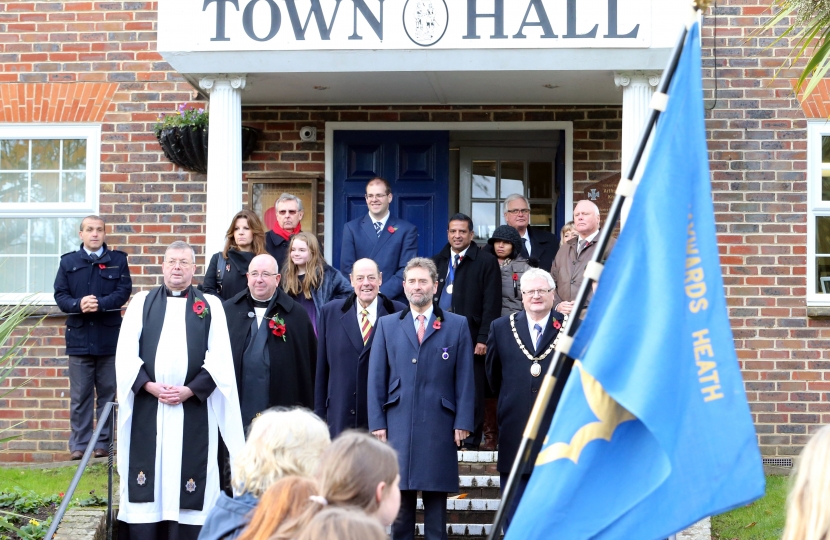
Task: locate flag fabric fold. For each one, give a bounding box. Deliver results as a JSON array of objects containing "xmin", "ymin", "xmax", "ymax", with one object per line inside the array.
[{"xmin": 504, "ymin": 21, "xmax": 765, "ymax": 540}]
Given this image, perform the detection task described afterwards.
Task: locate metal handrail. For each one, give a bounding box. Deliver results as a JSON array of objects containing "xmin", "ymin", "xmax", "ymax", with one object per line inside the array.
[{"xmin": 45, "ymin": 401, "xmax": 117, "ymax": 540}]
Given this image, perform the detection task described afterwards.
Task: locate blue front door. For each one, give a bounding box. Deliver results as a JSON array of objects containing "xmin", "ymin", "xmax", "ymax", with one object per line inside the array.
[{"xmin": 332, "ymin": 130, "xmax": 450, "ymax": 270}]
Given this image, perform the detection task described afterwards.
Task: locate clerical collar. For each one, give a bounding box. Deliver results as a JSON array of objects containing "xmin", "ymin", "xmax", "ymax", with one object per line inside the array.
[
  {"xmin": 250, "ymin": 292, "xmax": 275, "ymax": 308},
  {"xmin": 165, "ymin": 286, "xmax": 189, "ymax": 298}
]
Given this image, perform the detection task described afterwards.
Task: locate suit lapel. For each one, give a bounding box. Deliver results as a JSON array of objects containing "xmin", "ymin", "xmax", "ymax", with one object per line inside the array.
[
  {"xmin": 535, "ymin": 313, "xmax": 561, "ymax": 354},
  {"xmin": 420, "ymin": 313, "xmax": 439, "ymax": 344},
  {"xmin": 371, "ymin": 216, "xmax": 396, "ymax": 256},
  {"xmin": 399, "ymin": 312, "xmax": 420, "ymax": 350},
  {"xmin": 360, "ymin": 215, "xmax": 379, "ymax": 246},
  {"xmin": 340, "ymin": 304, "xmax": 365, "ymax": 354},
  {"xmin": 514, "ymin": 311, "xmax": 537, "ymax": 353}
]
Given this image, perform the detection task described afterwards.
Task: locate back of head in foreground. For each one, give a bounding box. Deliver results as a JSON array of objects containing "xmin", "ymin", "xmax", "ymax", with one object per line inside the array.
[
  {"xmin": 295, "ymin": 507, "xmax": 387, "ymax": 540},
  {"xmin": 236, "ymin": 476, "xmax": 318, "ymax": 540},
  {"xmin": 232, "ymin": 407, "xmax": 331, "ymax": 498},
  {"xmin": 274, "ymin": 430, "xmax": 401, "ymax": 537},
  {"xmin": 782, "ymin": 423, "xmax": 830, "ymax": 540}
]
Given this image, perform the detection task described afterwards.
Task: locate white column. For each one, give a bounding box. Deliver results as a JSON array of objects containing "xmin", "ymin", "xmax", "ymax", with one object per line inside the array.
[
  {"xmin": 614, "ymin": 71, "xmax": 660, "ymax": 227},
  {"xmin": 198, "ymin": 75, "xmax": 246, "ymax": 259}
]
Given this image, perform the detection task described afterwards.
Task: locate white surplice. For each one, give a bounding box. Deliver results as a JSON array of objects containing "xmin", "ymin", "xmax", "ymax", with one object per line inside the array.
[{"xmin": 115, "ymin": 292, "xmax": 244, "ymax": 525}]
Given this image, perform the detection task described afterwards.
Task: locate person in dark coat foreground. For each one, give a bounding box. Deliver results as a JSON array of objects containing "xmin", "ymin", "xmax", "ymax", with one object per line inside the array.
[
  {"xmin": 369, "ymin": 257, "xmax": 475, "ymax": 540},
  {"xmin": 485, "ymin": 267, "xmax": 565, "ymax": 531},
  {"xmin": 202, "ymin": 209, "xmax": 267, "ymax": 301},
  {"xmin": 223, "ymin": 254, "xmax": 317, "ymax": 434},
  {"xmin": 315, "ymin": 258, "xmax": 405, "ymax": 437}
]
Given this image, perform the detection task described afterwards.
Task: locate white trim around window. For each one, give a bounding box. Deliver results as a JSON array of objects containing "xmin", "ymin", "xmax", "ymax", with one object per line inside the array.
[{"xmin": 0, "ymin": 123, "xmax": 101, "ymax": 305}]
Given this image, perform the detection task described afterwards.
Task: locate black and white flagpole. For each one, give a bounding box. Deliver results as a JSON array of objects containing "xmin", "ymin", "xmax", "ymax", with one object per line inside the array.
[{"xmin": 487, "ymin": 3, "xmax": 712, "ymax": 537}]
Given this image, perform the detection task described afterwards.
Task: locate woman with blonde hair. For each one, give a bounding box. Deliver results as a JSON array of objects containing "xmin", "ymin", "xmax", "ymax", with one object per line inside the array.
[
  {"xmin": 560, "ymin": 220, "xmax": 576, "ymax": 246},
  {"xmin": 281, "ymin": 231, "xmax": 351, "ymax": 335},
  {"xmin": 295, "ymin": 507, "xmax": 387, "ymax": 540},
  {"xmin": 240, "ymin": 431, "xmax": 400, "ymax": 539},
  {"xmin": 203, "ymin": 209, "xmax": 267, "ymax": 300},
  {"xmin": 198, "ymin": 408, "xmax": 330, "ymax": 540},
  {"xmin": 781, "ymin": 423, "xmax": 830, "ymax": 540}
]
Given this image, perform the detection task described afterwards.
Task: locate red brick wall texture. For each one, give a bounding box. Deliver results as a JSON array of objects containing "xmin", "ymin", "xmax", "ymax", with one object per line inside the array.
[{"xmin": 0, "ymin": 0, "xmax": 821, "ymax": 462}]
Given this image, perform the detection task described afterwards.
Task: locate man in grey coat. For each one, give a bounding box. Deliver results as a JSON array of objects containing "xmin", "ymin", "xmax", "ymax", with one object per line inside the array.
[{"xmin": 369, "ymin": 257, "xmax": 475, "ymax": 540}]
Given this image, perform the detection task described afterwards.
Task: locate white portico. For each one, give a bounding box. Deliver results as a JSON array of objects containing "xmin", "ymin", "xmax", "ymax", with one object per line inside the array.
[{"xmin": 157, "ymin": 0, "xmax": 686, "ymax": 257}]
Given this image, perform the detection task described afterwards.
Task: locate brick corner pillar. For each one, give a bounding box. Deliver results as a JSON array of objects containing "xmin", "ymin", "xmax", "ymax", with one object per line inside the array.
[
  {"xmin": 199, "ymin": 75, "xmax": 247, "ymax": 259},
  {"xmin": 614, "ymin": 70, "xmax": 661, "ymax": 227}
]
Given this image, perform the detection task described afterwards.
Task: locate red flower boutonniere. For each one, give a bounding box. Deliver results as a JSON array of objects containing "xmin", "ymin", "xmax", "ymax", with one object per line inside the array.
[
  {"xmin": 268, "ymin": 313, "xmax": 287, "ymax": 341},
  {"xmin": 98, "ymin": 264, "xmax": 106, "ymax": 270},
  {"xmin": 512, "ymin": 273, "xmax": 518, "ymax": 282},
  {"xmin": 193, "ymin": 300, "xmax": 209, "ymax": 319},
  {"xmin": 553, "ymin": 319, "xmax": 562, "ymax": 330},
  {"xmin": 387, "ymin": 225, "xmax": 397, "ymax": 234},
  {"xmin": 433, "ymin": 317, "xmax": 442, "ymax": 330}
]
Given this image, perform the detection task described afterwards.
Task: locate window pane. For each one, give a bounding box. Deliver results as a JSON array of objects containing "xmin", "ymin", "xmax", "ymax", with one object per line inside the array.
[
  {"xmin": 0, "ymin": 257, "xmax": 27, "ymax": 293},
  {"xmin": 529, "ymin": 162, "xmax": 554, "ymax": 199},
  {"xmin": 31, "ymin": 172, "xmax": 59, "ymax": 203},
  {"xmin": 817, "ymin": 216, "xmax": 830, "ymax": 254},
  {"xmin": 61, "ymin": 218, "xmax": 81, "ymax": 252},
  {"xmin": 31, "ymin": 256, "xmax": 60, "ymax": 294},
  {"xmin": 62, "ymin": 172, "xmax": 86, "ymax": 203},
  {"xmin": 0, "ymin": 140, "xmax": 28, "ymax": 170},
  {"xmin": 0, "ymin": 173, "xmax": 27, "ymax": 203},
  {"xmin": 823, "ymin": 172, "xmax": 830, "ymax": 202},
  {"xmin": 472, "ymin": 202, "xmax": 496, "ymax": 241},
  {"xmin": 500, "ymin": 161, "xmax": 524, "ymax": 199},
  {"xmin": 472, "ymin": 161, "xmax": 496, "ymax": 198},
  {"xmin": 530, "ymin": 203, "xmax": 553, "ymax": 229},
  {"xmin": 823, "ymin": 136, "xmax": 830, "ymax": 164},
  {"xmin": 31, "ymin": 140, "xmax": 60, "ymax": 170},
  {"xmin": 62, "ymin": 140, "xmax": 86, "ymax": 170},
  {"xmin": 0, "ymin": 219, "xmax": 28, "ymax": 254},
  {"xmin": 31, "ymin": 218, "xmax": 60, "ymax": 255}
]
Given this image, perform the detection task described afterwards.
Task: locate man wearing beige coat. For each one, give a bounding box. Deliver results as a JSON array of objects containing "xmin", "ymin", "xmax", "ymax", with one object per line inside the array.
[{"xmin": 551, "ymin": 200, "xmax": 615, "ymax": 316}]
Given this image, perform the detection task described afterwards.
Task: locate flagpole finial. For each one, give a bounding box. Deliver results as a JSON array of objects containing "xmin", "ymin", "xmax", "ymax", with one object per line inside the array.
[{"xmin": 692, "ymin": 0, "xmax": 714, "ymax": 11}]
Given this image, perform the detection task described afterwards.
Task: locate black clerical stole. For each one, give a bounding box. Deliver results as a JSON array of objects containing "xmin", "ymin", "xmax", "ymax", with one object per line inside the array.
[{"xmin": 129, "ymin": 285, "xmax": 211, "ymax": 510}]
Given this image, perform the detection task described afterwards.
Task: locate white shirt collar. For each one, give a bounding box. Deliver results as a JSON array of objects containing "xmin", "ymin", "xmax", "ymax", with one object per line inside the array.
[
  {"xmin": 370, "ymin": 212, "xmax": 391, "ymax": 231},
  {"xmin": 527, "ymin": 311, "xmax": 552, "ymax": 341},
  {"xmin": 580, "ymin": 230, "xmax": 599, "ymax": 244},
  {"xmin": 83, "ymin": 246, "xmax": 104, "ymax": 258},
  {"xmin": 411, "ymin": 304, "xmax": 434, "ymax": 329},
  {"xmin": 356, "ymin": 296, "xmax": 379, "ymax": 327},
  {"xmin": 450, "ymin": 246, "xmax": 469, "ymax": 260}
]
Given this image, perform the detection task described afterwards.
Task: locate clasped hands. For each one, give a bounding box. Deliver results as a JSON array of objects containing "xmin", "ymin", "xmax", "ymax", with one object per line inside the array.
[
  {"xmin": 143, "ymin": 381, "xmax": 194, "ymax": 406},
  {"xmin": 373, "ymin": 429, "xmax": 471, "ymax": 447}
]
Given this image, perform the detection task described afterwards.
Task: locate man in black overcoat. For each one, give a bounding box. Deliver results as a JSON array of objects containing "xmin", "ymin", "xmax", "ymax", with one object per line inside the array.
[
  {"xmin": 223, "ymin": 253, "xmax": 316, "ymax": 433},
  {"xmin": 265, "ymin": 193, "xmax": 304, "ymax": 269},
  {"xmin": 485, "ymin": 267, "xmax": 565, "ymax": 531},
  {"xmin": 54, "ymin": 215, "xmax": 132, "ymax": 460},
  {"xmin": 503, "ymin": 193, "xmax": 559, "ymax": 271},
  {"xmin": 315, "ymin": 258, "xmax": 405, "ymax": 438},
  {"xmin": 433, "ymin": 213, "xmax": 501, "ymax": 448}
]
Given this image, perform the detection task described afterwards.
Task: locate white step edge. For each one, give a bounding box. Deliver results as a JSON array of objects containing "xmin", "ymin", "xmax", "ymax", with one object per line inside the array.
[
  {"xmin": 457, "ymin": 451, "xmax": 498, "ymax": 462},
  {"xmin": 458, "ymin": 475, "xmax": 501, "ymax": 488},
  {"xmin": 416, "ymin": 498, "xmax": 501, "ymax": 511},
  {"xmin": 416, "ymin": 523, "xmax": 496, "ymax": 535}
]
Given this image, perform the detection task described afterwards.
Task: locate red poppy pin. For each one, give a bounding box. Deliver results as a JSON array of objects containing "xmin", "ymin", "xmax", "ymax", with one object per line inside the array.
[
  {"xmin": 553, "ymin": 319, "xmax": 561, "ymax": 330},
  {"xmin": 387, "ymin": 225, "xmax": 397, "ymax": 234},
  {"xmin": 268, "ymin": 314, "xmax": 287, "ymax": 341},
  {"xmin": 193, "ymin": 300, "xmax": 209, "ymax": 319},
  {"xmin": 433, "ymin": 316, "xmax": 442, "ymax": 330},
  {"xmin": 512, "ymin": 273, "xmax": 518, "ymax": 282},
  {"xmin": 98, "ymin": 264, "xmax": 106, "ymax": 270}
]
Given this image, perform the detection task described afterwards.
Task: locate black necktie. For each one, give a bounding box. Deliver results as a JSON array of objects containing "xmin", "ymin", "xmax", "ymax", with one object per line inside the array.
[{"xmin": 520, "ymin": 238, "xmax": 530, "ymax": 259}]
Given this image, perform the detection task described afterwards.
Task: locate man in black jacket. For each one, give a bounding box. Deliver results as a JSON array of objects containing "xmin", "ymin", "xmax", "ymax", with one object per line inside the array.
[
  {"xmin": 503, "ymin": 193, "xmax": 559, "ymax": 271},
  {"xmin": 54, "ymin": 215, "xmax": 132, "ymax": 460},
  {"xmin": 265, "ymin": 193, "xmax": 303, "ymax": 269},
  {"xmin": 433, "ymin": 213, "xmax": 501, "ymax": 448}
]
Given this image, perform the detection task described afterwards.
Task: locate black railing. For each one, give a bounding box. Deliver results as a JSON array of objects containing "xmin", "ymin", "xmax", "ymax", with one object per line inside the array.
[{"xmin": 45, "ymin": 401, "xmax": 117, "ymax": 540}]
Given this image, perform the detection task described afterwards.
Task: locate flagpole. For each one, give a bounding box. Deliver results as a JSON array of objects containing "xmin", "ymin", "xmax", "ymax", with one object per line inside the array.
[{"xmin": 487, "ymin": 7, "xmax": 707, "ymax": 537}]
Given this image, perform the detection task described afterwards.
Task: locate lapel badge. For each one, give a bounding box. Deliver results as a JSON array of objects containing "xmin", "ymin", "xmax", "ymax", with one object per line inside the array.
[
  {"xmin": 137, "ymin": 471, "xmax": 146, "ymax": 486},
  {"xmin": 185, "ymin": 478, "xmax": 196, "ymax": 493},
  {"xmin": 248, "ymin": 311, "xmax": 255, "ymax": 318},
  {"xmin": 441, "ymin": 347, "xmax": 449, "ymax": 360}
]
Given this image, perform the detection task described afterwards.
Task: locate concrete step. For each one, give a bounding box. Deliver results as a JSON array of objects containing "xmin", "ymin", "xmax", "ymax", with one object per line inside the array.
[
  {"xmin": 458, "ymin": 475, "xmax": 500, "ymax": 498},
  {"xmin": 415, "ymin": 522, "xmax": 501, "ymax": 538},
  {"xmin": 416, "ymin": 498, "xmax": 499, "ymax": 525}
]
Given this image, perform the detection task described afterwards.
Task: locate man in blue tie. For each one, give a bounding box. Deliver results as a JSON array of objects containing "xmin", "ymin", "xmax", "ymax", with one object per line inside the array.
[
  {"xmin": 340, "ymin": 177, "xmax": 419, "ymax": 303},
  {"xmin": 485, "ymin": 268, "xmax": 564, "ymax": 530}
]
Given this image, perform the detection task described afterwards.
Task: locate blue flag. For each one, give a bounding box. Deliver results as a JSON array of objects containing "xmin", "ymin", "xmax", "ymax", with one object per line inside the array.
[{"xmin": 504, "ymin": 21, "xmax": 765, "ymax": 540}]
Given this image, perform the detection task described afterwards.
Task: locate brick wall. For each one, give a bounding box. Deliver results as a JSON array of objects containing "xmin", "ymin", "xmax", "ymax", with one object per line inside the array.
[{"xmin": 0, "ymin": 0, "xmax": 823, "ymax": 462}]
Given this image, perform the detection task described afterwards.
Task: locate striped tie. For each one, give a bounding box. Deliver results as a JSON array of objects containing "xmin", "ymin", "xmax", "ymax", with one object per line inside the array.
[
  {"xmin": 360, "ymin": 309, "xmax": 372, "ymax": 345},
  {"xmin": 374, "ymin": 222, "xmax": 382, "ymax": 237},
  {"xmin": 417, "ymin": 314, "xmax": 426, "ymax": 344}
]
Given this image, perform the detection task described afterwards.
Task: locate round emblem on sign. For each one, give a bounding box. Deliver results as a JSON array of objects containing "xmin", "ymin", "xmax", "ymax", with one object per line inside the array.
[{"xmin": 403, "ymin": 0, "xmax": 449, "ymax": 47}]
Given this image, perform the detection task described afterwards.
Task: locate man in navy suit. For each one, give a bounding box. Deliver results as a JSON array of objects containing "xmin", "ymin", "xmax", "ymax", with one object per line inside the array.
[
  {"xmin": 340, "ymin": 177, "xmax": 418, "ymax": 303},
  {"xmin": 369, "ymin": 257, "xmax": 475, "ymax": 540},
  {"xmin": 485, "ymin": 267, "xmax": 565, "ymax": 530},
  {"xmin": 315, "ymin": 258, "xmax": 405, "ymax": 438}
]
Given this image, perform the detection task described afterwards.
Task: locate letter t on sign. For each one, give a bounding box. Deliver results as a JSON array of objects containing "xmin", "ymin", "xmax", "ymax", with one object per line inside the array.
[{"xmin": 203, "ymin": 0, "xmax": 240, "ymax": 41}]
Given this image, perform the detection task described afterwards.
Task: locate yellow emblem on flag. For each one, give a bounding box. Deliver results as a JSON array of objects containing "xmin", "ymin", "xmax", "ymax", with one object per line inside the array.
[{"xmin": 536, "ymin": 361, "xmax": 636, "ymax": 466}]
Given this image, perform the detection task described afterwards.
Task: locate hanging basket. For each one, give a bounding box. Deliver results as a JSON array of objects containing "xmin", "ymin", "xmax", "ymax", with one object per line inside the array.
[{"xmin": 157, "ymin": 125, "xmax": 259, "ymax": 174}]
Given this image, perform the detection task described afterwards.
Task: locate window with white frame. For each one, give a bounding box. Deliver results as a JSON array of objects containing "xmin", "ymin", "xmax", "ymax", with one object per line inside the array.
[{"xmin": 0, "ymin": 125, "xmax": 100, "ymax": 303}]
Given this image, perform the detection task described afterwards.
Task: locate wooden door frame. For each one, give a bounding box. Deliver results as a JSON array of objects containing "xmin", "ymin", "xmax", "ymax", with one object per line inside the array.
[{"xmin": 324, "ymin": 121, "xmax": 574, "ymax": 261}]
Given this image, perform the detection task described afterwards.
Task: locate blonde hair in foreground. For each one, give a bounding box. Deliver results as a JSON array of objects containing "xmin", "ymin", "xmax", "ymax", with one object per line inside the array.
[
  {"xmin": 231, "ymin": 408, "xmax": 330, "ymax": 497},
  {"xmin": 295, "ymin": 507, "xmax": 387, "ymax": 540},
  {"xmin": 782, "ymin": 423, "xmax": 830, "ymax": 540}
]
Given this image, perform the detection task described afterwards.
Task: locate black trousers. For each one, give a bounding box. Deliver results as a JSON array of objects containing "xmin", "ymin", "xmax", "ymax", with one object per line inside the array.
[
  {"xmin": 68, "ymin": 354, "xmax": 116, "ymax": 452},
  {"xmin": 118, "ymin": 520, "xmax": 200, "ymax": 540},
  {"xmin": 392, "ymin": 490, "xmax": 447, "ymax": 540}
]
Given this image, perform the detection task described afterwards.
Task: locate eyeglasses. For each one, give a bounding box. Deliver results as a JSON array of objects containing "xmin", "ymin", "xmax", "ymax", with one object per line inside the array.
[
  {"xmin": 278, "ymin": 210, "xmax": 299, "ymax": 215},
  {"xmin": 506, "ymin": 208, "xmax": 531, "ymax": 215},
  {"xmin": 522, "ymin": 288, "xmax": 554, "ymax": 297},
  {"xmin": 352, "ymin": 275, "xmax": 379, "ymax": 283},
  {"xmin": 164, "ymin": 259, "xmax": 192, "ymax": 268},
  {"xmin": 365, "ymin": 194, "xmax": 388, "ymax": 200},
  {"xmin": 248, "ymin": 271, "xmax": 277, "ymax": 279}
]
